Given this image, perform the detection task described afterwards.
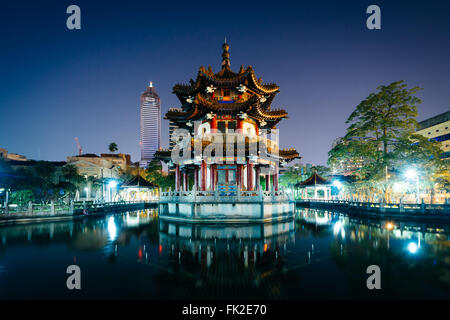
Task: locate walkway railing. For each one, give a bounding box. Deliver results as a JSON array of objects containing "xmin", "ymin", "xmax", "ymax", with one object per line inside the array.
[
  {"xmin": 160, "ymin": 189, "xmax": 292, "ymax": 203},
  {"xmin": 296, "ymin": 199, "xmax": 450, "ymax": 215},
  {"xmin": 0, "ymin": 200, "xmax": 157, "ymax": 217}
]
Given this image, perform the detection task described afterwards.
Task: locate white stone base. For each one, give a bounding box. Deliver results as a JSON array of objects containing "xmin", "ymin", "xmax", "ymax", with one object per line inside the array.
[{"xmin": 159, "ymin": 199, "xmax": 295, "ymax": 223}]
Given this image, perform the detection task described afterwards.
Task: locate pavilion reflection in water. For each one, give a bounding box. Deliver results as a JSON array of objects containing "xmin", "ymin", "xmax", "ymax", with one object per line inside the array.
[
  {"xmin": 1, "ymin": 209, "xmax": 450, "ymax": 299},
  {"xmin": 158, "ymin": 219, "xmax": 295, "ymax": 269}
]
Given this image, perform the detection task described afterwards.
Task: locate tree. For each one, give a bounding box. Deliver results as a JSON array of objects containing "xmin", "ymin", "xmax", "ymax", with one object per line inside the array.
[
  {"xmin": 32, "ymin": 161, "xmax": 57, "ymax": 202},
  {"xmin": 108, "ymin": 142, "xmax": 118, "ymax": 153},
  {"xmin": 328, "ymin": 80, "xmax": 443, "ymax": 202},
  {"xmin": 60, "ymin": 164, "xmax": 85, "ymax": 200},
  {"xmin": 9, "ymin": 190, "xmax": 34, "ymax": 205},
  {"xmin": 145, "ymin": 159, "xmax": 175, "ymax": 190},
  {"xmin": 279, "ymin": 166, "xmax": 302, "ymax": 189}
]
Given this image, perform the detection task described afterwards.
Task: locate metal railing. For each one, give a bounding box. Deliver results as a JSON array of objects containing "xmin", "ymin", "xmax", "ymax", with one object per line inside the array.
[
  {"xmin": 296, "ymin": 199, "xmax": 450, "ymax": 214},
  {"xmin": 0, "ymin": 200, "xmax": 157, "ymax": 216}
]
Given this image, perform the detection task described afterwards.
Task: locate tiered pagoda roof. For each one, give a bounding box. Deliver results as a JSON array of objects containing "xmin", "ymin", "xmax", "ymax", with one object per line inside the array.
[
  {"xmin": 121, "ymin": 175, "xmax": 157, "ymax": 188},
  {"xmin": 157, "ymin": 41, "xmax": 300, "ymax": 164},
  {"xmin": 166, "ymin": 41, "xmax": 288, "ymax": 129},
  {"xmin": 295, "ymin": 172, "xmax": 331, "ymax": 188}
]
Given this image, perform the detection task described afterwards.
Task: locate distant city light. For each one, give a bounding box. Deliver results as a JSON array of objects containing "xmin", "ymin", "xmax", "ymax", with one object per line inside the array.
[{"xmin": 407, "ymin": 242, "xmax": 418, "ymax": 254}]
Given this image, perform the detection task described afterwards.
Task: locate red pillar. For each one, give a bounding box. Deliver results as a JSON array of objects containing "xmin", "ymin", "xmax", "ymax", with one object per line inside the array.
[
  {"xmin": 201, "ymin": 161, "xmax": 207, "ymax": 191},
  {"xmin": 211, "ymin": 116, "xmax": 218, "ymax": 133},
  {"xmin": 247, "ymin": 160, "xmax": 253, "ymax": 191},
  {"xmin": 175, "ymin": 165, "xmax": 180, "ymax": 192},
  {"xmin": 274, "ymin": 164, "xmax": 279, "ymax": 191},
  {"xmin": 236, "ymin": 164, "xmax": 241, "ymax": 191},
  {"xmin": 255, "ymin": 166, "xmax": 260, "ymax": 191},
  {"xmin": 237, "ymin": 119, "xmax": 244, "ymax": 132},
  {"xmin": 194, "ymin": 168, "xmax": 199, "ymax": 191},
  {"xmin": 183, "ymin": 173, "xmax": 187, "ymax": 191},
  {"xmin": 210, "ymin": 165, "xmax": 215, "ymax": 191}
]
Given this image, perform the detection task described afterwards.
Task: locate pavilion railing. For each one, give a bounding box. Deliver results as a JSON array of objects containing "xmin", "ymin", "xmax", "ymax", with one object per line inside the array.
[{"xmin": 159, "ymin": 189, "xmax": 292, "ymax": 203}]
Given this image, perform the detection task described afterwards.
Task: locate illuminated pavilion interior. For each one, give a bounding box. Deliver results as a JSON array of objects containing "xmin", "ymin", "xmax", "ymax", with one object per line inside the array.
[
  {"xmin": 119, "ymin": 175, "xmax": 158, "ymax": 202},
  {"xmin": 295, "ymin": 172, "xmax": 332, "ymax": 200}
]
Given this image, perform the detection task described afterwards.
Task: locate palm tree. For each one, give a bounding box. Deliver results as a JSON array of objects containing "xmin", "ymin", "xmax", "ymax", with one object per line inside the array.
[
  {"xmin": 107, "ymin": 143, "xmax": 119, "ymax": 181},
  {"xmin": 108, "ymin": 142, "xmax": 118, "ymax": 153}
]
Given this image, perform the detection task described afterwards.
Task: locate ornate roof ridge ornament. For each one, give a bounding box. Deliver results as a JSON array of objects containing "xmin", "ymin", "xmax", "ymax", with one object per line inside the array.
[
  {"xmin": 221, "ymin": 40, "xmax": 230, "ymax": 69},
  {"xmin": 206, "ymin": 85, "xmax": 217, "ymax": 93},
  {"xmin": 238, "ymin": 112, "xmax": 248, "ymax": 120}
]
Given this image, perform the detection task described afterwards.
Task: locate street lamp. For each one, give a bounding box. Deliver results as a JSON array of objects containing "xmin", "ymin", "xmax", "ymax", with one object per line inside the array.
[
  {"xmin": 404, "ymin": 168, "xmax": 420, "ymax": 203},
  {"xmin": 332, "ymin": 180, "xmax": 343, "ymax": 200},
  {"xmin": 84, "ymin": 187, "xmax": 89, "ymax": 201},
  {"xmin": 108, "ymin": 180, "xmax": 118, "ymax": 202}
]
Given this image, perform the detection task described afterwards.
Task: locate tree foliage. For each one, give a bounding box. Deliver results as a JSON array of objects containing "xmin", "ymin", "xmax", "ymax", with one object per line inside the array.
[
  {"xmin": 108, "ymin": 142, "xmax": 118, "ymax": 153},
  {"xmin": 328, "ymin": 81, "xmax": 445, "ymax": 201}
]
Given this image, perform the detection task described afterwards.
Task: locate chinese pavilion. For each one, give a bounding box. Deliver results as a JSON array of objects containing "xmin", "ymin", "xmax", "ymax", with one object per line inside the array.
[{"xmin": 156, "ymin": 41, "xmax": 300, "ymax": 221}]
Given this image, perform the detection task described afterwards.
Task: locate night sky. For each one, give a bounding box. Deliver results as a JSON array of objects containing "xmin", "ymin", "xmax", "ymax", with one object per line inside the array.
[{"xmin": 1, "ymin": 0, "xmax": 449, "ymax": 165}]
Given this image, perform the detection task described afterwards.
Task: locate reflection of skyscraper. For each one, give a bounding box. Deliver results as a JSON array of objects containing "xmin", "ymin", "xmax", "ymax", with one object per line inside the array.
[{"xmin": 140, "ymin": 82, "xmax": 160, "ymax": 167}]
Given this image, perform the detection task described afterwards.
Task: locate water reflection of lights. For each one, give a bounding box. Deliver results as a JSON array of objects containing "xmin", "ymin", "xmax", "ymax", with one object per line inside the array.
[
  {"xmin": 314, "ymin": 214, "xmax": 330, "ymax": 225},
  {"xmin": 107, "ymin": 217, "xmax": 117, "ymax": 241},
  {"xmin": 333, "ymin": 220, "xmax": 346, "ymax": 239},
  {"xmin": 407, "ymin": 242, "xmax": 418, "ymax": 254},
  {"xmin": 125, "ymin": 213, "xmax": 140, "ymax": 227},
  {"xmin": 333, "ymin": 221, "xmax": 342, "ymax": 234}
]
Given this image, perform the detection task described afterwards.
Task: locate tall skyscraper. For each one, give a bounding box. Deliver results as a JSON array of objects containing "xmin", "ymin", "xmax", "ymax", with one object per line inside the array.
[{"xmin": 140, "ymin": 82, "xmax": 161, "ymax": 167}]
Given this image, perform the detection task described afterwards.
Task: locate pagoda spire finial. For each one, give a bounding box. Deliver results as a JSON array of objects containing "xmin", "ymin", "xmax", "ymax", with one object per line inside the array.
[{"xmin": 221, "ymin": 39, "xmax": 230, "ymax": 69}]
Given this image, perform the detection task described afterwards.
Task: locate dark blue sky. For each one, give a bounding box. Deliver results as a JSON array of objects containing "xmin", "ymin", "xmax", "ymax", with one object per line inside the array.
[{"xmin": 1, "ymin": 0, "xmax": 449, "ymax": 165}]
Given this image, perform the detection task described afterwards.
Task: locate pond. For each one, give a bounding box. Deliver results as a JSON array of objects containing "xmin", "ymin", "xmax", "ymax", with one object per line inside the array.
[{"xmin": 0, "ymin": 208, "xmax": 449, "ymax": 299}]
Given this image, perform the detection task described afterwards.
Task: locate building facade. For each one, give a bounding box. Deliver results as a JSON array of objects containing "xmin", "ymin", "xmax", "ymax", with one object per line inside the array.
[
  {"xmin": 0, "ymin": 148, "xmax": 28, "ymax": 162},
  {"xmin": 66, "ymin": 154, "xmax": 120, "ymax": 179},
  {"xmin": 416, "ymin": 110, "xmax": 450, "ymax": 159},
  {"xmin": 140, "ymin": 82, "xmax": 161, "ymax": 167},
  {"xmin": 100, "ymin": 153, "xmax": 131, "ymax": 170}
]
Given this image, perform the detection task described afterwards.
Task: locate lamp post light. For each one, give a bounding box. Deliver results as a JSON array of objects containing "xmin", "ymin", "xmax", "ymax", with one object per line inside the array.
[
  {"xmin": 404, "ymin": 168, "xmax": 420, "ymax": 204},
  {"xmin": 108, "ymin": 180, "xmax": 118, "ymax": 203},
  {"xmin": 84, "ymin": 187, "xmax": 89, "ymax": 201},
  {"xmin": 332, "ymin": 180, "xmax": 343, "ymax": 200}
]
